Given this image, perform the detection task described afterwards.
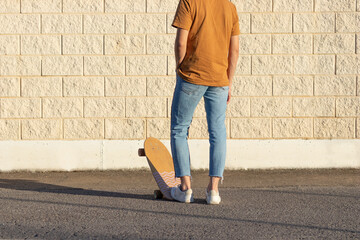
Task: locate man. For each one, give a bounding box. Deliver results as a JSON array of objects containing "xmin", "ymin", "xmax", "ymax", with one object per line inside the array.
[{"xmin": 170, "ymin": 0, "xmax": 240, "ymax": 204}]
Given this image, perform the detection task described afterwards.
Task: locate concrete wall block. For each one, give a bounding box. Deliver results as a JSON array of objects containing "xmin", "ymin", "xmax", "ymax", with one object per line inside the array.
[
  {"xmin": 337, "ymin": 55, "xmax": 360, "ymax": 74},
  {"xmin": 63, "ymin": 35, "xmax": 103, "ymax": 55},
  {"xmin": 273, "ymin": 76, "xmax": 313, "ymax": 96},
  {"xmin": 126, "ymin": 98, "xmax": 167, "ymax": 117},
  {"xmin": 251, "ymin": 13, "xmax": 292, "ymax": 33},
  {"xmin": 251, "ymin": 97, "xmax": 292, "ymax": 117},
  {"xmin": 167, "ymin": 56, "xmax": 176, "ymax": 75},
  {"xmin": 63, "ymin": 77, "xmax": 104, "ymax": 97},
  {"xmin": 272, "ymin": 34, "xmax": 312, "ymax": 54},
  {"xmin": 336, "ymin": 13, "xmax": 360, "ymax": 33},
  {"xmin": 315, "ymin": 0, "xmax": 356, "ymax": 12},
  {"xmin": 336, "ymin": 97, "xmax": 360, "ymax": 116},
  {"xmin": 22, "ymin": 119, "xmax": 62, "ymax": 139},
  {"xmin": 293, "ymin": 97, "xmax": 335, "ymax": 117},
  {"xmin": 105, "ymin": 35, "xmax": 145, "ymax": 54},
  {"xmin": 84, "ymin": 97, "xmax": 125, "ymax": 117},
  {"xmin": 147, "ymin": 0, "xmax": 179, "ymax": 12},
  {"xmin": 1, "ymin": 98, "xmax": 41, "ymax": 118},
  {"xmin": 231, "ymin": 118, "xmax": 272, "ymax": 138},
  {"xmin": 0, "ymin": 35, "xmax": 20, "ymax": 55},
  {"xmin": 84, "ymin": 56, "xmax": 125, "ymax": 76},
  {"xmin": 252, "ymin": 55, "xmax": 293, "ymax": 75},
  {"xmin": 63, "ymin": 0, "xmax": 103, "ymax": 13},
  {"xmin": 105, "ymin": 0, "xmax": 146, "ymax": 13},
  {"xmin": 105, "ymin": 118, "xmax": 145, "ymax": 139},
  {"xmin": 42, "ymin": 56, "xmax": 83, "ymax": 76},
  {"xmin": 147, "ymin": 34, "xmax": 175, "ymax": 54},
  {"xmin": 167, "ymin": 13, "xmax": 176, "ymax": 34},
  {"xmin": 105, "ymin": 77, "xmax": 146, "ymax": 96},
  {"xmin": 43, "ymin": 98, "xmax": 83, "ymax": 118},
  {"xmin": 0, "ymin": 119, "xmax": 20, "ymax": 140},
  {"xmin": 227, "ymin": 97, "xmax": 250, "ymax": 117},
  {"xmin": 146, "ymin": 118, "xmax": 170, "ymax": 139},
  {"xmin": 0, "ymin": 0, "xmax": 20, "ymax": 13},
  {"xmin": 84, "ymin": 14, "xmax": 124, "ymax": 33},
  {"xmin": 232, "ymin": 0, "xmax": 272, "ymax": 12},
  {"xmin": 0, "ymin": 77, "xmax": 20, "ymax": 97},
  {"xmin": 42, "ymin": 15, "xmax": 82, "ymax": 34},
  {"xmin": 64, "ymin": 118, "xmax": 104, "ymax": 139},
  {"xmin": 235, "ymin": 56, "xmax": 252, "ymax": 75},
  {"xmin": 193, "ymin": 98, "xmax": 205, "ymax": 117},
  {"xmin": 0, "ymin": 14, "xmax": 40, "ymax": 34},
  {"xmin": 126, "ymin": 14, "xmax": 166, "ymax": 34},
  {"xmin": 0, "ymin": 56, "xmax": 41, "ymax": 76},
  {"xmin": 294, "ymin": 55, "xmax": 335, "ymax": 74},
  {"xmin": 232, "ymin": 76, "xmax": 272, "ymax": 96},
  {"xmin": 314, "ymin": 76, "xmax": 356, "ymax": 96},
  {"xmin": 21, "ymin": 0, "xmax": 61, "ymax": 13},
  {"xmin": 314, "ymin": 34, "xmax": 355, "ymax": 54},
  {"xmin": 238, "ymin": 13, "xmax": 251, "ymax": 34},
  {"xmin": 21, "ymin": 77, "xmax": 62, "ymax": 97},
  {"xmin": 126, "ymin": 55, "xmax": 167, "ymax": 75},
  {"xmin": 239, "ymin": 34, "xmax": 271, "ymax": 54},
  {"xmin": 147, "ymin": 76, "xmax": 175, "ymax": 96},
  {"xmin": 21, "ymin": 35, "xmax": 61, "ymax": 55},
  {"xmin": 314, "ymin": 118, "xmax": 355, "ymax": 138},
  {"xmin": 273, "ymin": 0, "xmax": 313, "ymax": 12},
  {"xmin": 294, "ymin": 13, "xmax": 335, "ymax": 33},
  {"xmin": 273, "ymin": 118, "xmax": 313, "ymax": 138}
]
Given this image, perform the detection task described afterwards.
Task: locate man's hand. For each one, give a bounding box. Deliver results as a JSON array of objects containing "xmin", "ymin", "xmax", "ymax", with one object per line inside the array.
[{"xmin": 227, "ymin": 85, "xmax": 231, "ymax": 104}]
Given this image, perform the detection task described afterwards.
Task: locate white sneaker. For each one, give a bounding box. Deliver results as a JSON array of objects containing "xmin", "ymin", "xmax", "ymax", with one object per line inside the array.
[
  {"xmin": 206, "ymin": 189, "xmax": 221, "ymax": 205},
  {"xmin": 170, "ymin": 185, "xmax": 194, "ymax": 203}
]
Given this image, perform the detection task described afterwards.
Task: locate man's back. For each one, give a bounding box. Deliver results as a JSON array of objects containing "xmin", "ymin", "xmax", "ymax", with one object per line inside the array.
[{"xmin": 172, "ymin": 0, "xmax": 240, "ymax": 87}]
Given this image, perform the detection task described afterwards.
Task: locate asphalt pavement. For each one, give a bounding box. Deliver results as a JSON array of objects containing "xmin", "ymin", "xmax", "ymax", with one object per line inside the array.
[{"xmin": 0, "ymin": 169, "xmax": 359, "ymax": 239}]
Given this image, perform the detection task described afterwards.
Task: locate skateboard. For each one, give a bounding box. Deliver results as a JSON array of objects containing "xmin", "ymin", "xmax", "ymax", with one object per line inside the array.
[{"xmin": 138, "ymin": 137, "xmax": 181, "ymax": 200}]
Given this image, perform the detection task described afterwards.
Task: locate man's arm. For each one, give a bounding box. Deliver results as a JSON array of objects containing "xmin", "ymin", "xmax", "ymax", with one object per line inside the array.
[
  {"xmin": 227, "ymin": 35, "xmax": 239, "ymax": 104},
  {"xmin": 174, "ymin": 28, "xmax": 189, "ymax": 71}
]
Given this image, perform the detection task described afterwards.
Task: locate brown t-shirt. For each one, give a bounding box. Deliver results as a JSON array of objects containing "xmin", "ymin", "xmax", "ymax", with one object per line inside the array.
[{"xmin": 172, "ymin": 0, "xmax": 240, "ymax": 87}]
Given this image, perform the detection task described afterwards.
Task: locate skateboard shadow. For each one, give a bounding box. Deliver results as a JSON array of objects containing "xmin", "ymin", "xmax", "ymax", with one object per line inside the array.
[{"xmin": 0, "ymin": 178, "xmax": 153, "ymax": 201}]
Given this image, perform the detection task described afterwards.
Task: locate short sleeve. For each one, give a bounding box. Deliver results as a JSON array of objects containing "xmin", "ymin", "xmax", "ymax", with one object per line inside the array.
[
  {"xmin": 172, "ymin": 0, "xmax": 193, "ymax": 30},
  {"xmin": 231, "ymin": 7, "xmax": 240, "ymax": 36}
]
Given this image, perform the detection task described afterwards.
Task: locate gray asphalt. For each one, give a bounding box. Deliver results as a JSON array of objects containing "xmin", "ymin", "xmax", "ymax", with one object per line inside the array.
[{"xmin": 0, "ymin": 169, "xmax": 359, "ymax": 239}]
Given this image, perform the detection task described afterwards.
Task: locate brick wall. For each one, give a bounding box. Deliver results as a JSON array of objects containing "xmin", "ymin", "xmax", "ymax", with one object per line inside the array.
[{"xmin": 0, "ymin": 0, "xmax": 359, "ymax": 140}]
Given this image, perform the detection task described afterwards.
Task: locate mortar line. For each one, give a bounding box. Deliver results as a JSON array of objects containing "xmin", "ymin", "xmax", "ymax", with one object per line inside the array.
[
  {"xmin": 19, "ymin": 35, "xmax": 21, "ymax": 55},
  {"xmin": 103, "ymin": 0, "xmax": 105, "ymax": 12},
  {"xmin": 313, "ymin": 0, "xmax": 315, "ymax": 12},
  {"xmin": 354, "ymin": 117, "xmax": 357, "ymax": 138},
  {"xmin": 103, "ymin": 35, "xmax": 105, "ymax": 55}
]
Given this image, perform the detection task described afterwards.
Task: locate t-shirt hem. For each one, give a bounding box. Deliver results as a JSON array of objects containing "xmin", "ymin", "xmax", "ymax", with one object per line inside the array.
[
  {"xmin": 177, "ymin": 70, "xmax": 229, "ymax": 87},
  {"xmin": 171, "ymin": 22, "xmax": 190, "ymax": 30}
]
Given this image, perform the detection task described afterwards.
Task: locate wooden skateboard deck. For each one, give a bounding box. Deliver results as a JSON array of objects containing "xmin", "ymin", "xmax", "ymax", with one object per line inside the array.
[{"xmin": 138, "ymin": 137, "xmax": 181, "ymax": 200}]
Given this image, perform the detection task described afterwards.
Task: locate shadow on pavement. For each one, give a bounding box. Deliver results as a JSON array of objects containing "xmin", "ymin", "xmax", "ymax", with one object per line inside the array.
[
  {"xmin": 0, "ymin": 178, "xmax": 207, "ymax": 204},
  {"xmin": 0, "ymin": 178, "xmax": 154, "ymax": 200}
]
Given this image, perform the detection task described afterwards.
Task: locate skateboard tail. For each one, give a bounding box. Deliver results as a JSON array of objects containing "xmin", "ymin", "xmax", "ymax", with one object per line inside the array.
[{"xmin": 152, "ymin": 171, "xmax": 181, "ymax": 200}]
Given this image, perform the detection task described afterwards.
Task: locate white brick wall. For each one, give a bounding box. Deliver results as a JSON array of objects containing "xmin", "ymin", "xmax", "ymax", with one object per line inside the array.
[{"xmin": 0, "ymin": 0, "xmax": 359, "ymax": 141}]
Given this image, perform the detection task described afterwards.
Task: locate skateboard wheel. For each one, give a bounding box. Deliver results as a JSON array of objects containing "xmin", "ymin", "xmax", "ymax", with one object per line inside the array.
[{"xmin": 154, "ymin": 190, "xmax": 163, "ymax": 199}]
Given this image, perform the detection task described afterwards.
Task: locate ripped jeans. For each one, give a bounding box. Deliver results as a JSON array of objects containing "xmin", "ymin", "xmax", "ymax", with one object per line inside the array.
[{"xmin": 170, "ymin": 73, "xmax": 228, "ymax": 178}]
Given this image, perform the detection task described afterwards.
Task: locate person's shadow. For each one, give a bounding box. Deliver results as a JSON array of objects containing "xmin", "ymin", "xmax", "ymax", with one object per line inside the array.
[
  {"xmin": 0, "ymin": 178, "xmax": 152, "ymax": 200},
  {"xmin": 0, "ymin": 178, "xmax": 206, "ymax": 204}
]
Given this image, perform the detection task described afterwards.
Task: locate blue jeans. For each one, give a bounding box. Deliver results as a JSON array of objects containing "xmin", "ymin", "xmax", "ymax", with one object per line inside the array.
[{"xmin": 170, "ymin": 73, "xmax": 229, "ymax": 178}]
